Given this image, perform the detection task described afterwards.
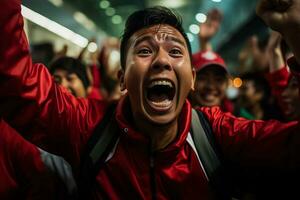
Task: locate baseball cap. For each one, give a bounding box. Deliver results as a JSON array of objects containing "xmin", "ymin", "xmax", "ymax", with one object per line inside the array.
[{"xmin": 192, "ymin": 51, "xmax": 228, "ymax": 73}]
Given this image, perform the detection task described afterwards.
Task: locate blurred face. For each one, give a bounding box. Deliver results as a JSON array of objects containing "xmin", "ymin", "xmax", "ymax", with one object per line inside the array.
[
  {"xmin": 190, "ymin": 66, "xmax": 228, "ymax": 107},
  {"xmin": 281, "ymin": 76, "xmax": 300, "ymax": 120},
  {"xmin": 238, "ymin": 80, "xmax": 262, "ymax": 108},
  {"xmin": 120, "ymin": 24, "xmax": 195, "ymax": 125},
  {"xmin": 53, "ymin": 69, "xmax": 87, "ymax": 98}
]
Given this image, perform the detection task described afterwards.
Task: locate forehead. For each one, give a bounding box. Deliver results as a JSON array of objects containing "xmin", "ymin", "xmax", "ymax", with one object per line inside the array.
[
  {"xmin": 197, "ymin": 66, "xmax": 227, "ymax": 77},
  {"xmin": 128, "ymin": 24, "xmax": 187, "ymax": 47}
]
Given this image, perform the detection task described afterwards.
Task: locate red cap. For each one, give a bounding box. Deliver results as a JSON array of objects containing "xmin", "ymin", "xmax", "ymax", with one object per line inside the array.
[{"xmin": 192, "ymin": 51, "xmax": 227, "ymax": 73}]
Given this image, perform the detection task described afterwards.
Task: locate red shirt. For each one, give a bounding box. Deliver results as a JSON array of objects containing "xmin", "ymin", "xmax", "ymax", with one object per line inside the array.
[
  {"xmin": 1, "ymin": 1, "xmax": 300, "ymax": 199},
  {"xmin": 0, "ymin": 119, "xmax": 63, "ymax": 200}
]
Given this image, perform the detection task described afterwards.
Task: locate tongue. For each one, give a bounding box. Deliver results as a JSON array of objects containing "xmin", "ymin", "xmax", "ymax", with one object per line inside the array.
[{"xmin": 148, "ymin": 93, "xmax": 169, "ymax": 103}]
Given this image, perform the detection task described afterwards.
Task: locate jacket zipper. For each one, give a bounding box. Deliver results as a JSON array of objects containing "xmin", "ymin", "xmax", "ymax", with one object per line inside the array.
[{"xmin": 149, "ymin": 144, "xmax": 157, "ymax": 200}]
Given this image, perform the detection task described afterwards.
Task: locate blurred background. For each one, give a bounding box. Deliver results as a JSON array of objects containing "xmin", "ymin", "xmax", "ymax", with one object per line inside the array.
[{"xmin": 22, "ymin": 0, "xmax": 268, "ymax": 74}]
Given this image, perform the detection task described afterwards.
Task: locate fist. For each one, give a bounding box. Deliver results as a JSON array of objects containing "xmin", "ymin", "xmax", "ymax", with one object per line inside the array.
[{"xmin": 256, "ymin": 0, "xmax": 300, "ymax": 33}]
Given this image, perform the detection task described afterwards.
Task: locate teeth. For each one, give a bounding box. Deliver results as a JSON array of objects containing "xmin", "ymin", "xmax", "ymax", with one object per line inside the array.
[
  {"xmin": 148, "ymin": 80, "xmax": 173, "ymax": 88},
  {"xmin": 151, "ymin": 99, "xmax": 171, "ymax": 107}
]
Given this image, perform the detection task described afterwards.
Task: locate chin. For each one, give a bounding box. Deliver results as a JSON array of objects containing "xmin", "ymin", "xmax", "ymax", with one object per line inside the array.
[{"xmin": 143, "ymin": 109, "xmax": 178, "ymax": 126}]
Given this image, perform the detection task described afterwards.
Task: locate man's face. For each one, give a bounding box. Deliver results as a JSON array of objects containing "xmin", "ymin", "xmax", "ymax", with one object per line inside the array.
[
  {"xmin": 53, "ymin": 69, "xmax": 87, "ymax": 98},
  {"xmin": 120, "ymin": 24, "xmax": 195, "ymax": 125},
  {"xmin": 190, "ymin": 66, "xmax": 228, "ymax": 107},
  {"xmin": 238, "ymin": 80, "xmax": 262, "ymax": 108},
  {"xmin": 281, "ymin": 76, "xmax": 300, "ymax": 120}
]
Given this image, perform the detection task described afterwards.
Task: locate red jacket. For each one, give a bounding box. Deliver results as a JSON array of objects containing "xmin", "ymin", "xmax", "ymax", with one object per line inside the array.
[
  {"xmin": 0, "ymin": 119, "xmax": 69, "ymax": 200},
  {"xmin": 1, "ymin": 1, "xmax": 300, "ymax": 199},
  {"xmin": 265, "ymin": 66, "xmax": 291, "ymax": 114}
]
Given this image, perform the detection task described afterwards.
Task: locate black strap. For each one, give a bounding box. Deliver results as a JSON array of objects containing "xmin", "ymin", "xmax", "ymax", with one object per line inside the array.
[
  {"xmin": 78, "ymin": 104, "xmax": 119, "ymax": 199},
  {"xmin": 191, "ymin": 109, "xmax": 231, "ymax": 199},
  {"xmin": 79, "ymin": 106, "xmax": 231, "ymax": 198},
  {"xmin": 191, "ymin": 109, "xmax": 221, "ymax": 179}
]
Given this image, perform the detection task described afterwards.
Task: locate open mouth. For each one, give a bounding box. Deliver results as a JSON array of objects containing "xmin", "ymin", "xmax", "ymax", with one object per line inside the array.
[{"xmin": 146, "ymin": 79, "xmax": 175, "ymax": 111}]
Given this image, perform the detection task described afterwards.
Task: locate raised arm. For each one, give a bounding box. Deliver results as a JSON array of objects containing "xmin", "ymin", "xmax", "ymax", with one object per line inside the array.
[
  {"xmin": 256, "ymin": 0, "xmax": 300, "ymax": 64},
  {"xmin": 198, "ymin": 9, "xmax": 223, "ymax": 51},
  {"xmin": 200, "ymin": 106, "xmax": 299, "ymax": 170},
  {"xmin": 265, "ymin": 31, "xmax": 290, "ymax": 112},
  {"xmin": 0, "ymin": 0, "xmax": 106, "ymax": 154}
]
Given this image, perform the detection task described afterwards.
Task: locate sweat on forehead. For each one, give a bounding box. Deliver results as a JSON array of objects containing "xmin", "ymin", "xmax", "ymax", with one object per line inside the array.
[
  {"xmin": 120, "ymin": 6, "xmax": 192, "ymax": 69},
  {"xmin": 131, "ymin": 25, "xmax": 187, "ymax": 47}
]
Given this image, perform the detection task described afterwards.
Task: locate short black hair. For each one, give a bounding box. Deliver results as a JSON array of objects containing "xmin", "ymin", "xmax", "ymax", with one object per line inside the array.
[
  {"xmin": 49, "ymin": 56, "xmax": 90, "ymax": 89},
  {"xmin": 120, "ymin": 6, "xmax": 192, "ymax": 69}
]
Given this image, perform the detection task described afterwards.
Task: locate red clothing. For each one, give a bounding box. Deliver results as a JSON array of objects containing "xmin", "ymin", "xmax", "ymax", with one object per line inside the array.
[
  {"xmin": 221, "ymin": 97, "xmax": 234, "ymax": 113},
  {"xmin": 91, "ymin": 64, "xmax": 101, "ymax": 89},
  {"xmin": 0, "ymin": 119, "xmax": 62, "ymax": 200},
  {"xmin": 265, "ymin": 66, "xmax": 291, "ymax": 112},
  {"xmin": 1, "ymin": 1, "xmax": 300, "ymax": 199},
  {"xmin": 88, "ymin": 86, "xmax": 103, "ymax": 100}
]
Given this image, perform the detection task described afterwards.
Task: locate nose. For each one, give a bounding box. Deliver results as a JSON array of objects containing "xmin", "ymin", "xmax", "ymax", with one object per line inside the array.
[
  {"xmin": 203, "ymin": 75, "xmax": 216, "ymax": 90},
  {"xmin": 151, "ymin": 48, "xmax": 172, "ymax": 71}
]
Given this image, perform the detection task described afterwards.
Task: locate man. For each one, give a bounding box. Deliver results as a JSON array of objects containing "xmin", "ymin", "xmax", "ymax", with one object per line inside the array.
[
  {"xmin": 1, "ymin": 1, "xmax": 300, "ymax": 199},
  {"xmin": 189, "ymin": 9, "xmax": 234, "ymax": 113},
  {"xmin": 236, "ymin": 72, "xmax": 272, "ymax": 120},
  {"xmin": 50, "ymin": 56, "xmax": 102, "ymax": 100},
  {"xmin": 189, "ymin": 51, "xmax": 233, "ymax": 112},
  {"xmin": 265, "ymin": 31, "xmax": 300, "ymax": 121}
]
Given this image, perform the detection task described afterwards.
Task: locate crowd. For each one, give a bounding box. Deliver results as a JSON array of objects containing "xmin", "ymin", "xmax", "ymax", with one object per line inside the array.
[{"xmin": 1, "ymin": 0, "xmax": 300, "ymax": 199}]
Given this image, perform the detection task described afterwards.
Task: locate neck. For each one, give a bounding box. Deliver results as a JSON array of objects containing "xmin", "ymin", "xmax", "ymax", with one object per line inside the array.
[{"xmin": 135, "ymin": 116, "xmax": 178, "ymax": 151}]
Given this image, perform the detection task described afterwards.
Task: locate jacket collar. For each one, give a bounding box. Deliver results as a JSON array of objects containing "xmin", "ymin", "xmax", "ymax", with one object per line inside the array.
[{"xmin": 115, "ymin": 95, "xmax": 192, "ymax": 156}]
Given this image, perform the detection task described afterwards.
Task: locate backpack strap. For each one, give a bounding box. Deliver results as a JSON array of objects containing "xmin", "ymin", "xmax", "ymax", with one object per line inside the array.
[
  {"xmin": 78, "ymin": 104, "xmax": 119, "ymax": 198},
  {"xmin": 191, "ymin": 108, "xmax": 231, "ymax": 199},
  {"xmin": 191, "ymin": 109, "xmax": 221, "ymax": 179}
]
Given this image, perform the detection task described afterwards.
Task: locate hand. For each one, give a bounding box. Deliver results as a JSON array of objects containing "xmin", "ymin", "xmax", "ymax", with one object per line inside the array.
[
  {"xmin": 98, "ymin": 37, "xmax": 120, "ymax": 80},
  {"xmin": 256, "ymin": 0, "xmax": 300, "ymax": 33},
  {"xmin": 199, "ymin": 9, "xmax": 223, "ymax": 41},
  {"xmin": 257, "ymin": 0, "xmax": 300, "ymax": 64},
  {"xmin": 238, "ymin": 36, "xmax": 270, "ymax": 73}
]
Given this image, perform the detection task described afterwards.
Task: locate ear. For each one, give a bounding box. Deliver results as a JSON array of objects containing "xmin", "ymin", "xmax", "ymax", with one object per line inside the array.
[
  {"xmin": 191, "ymin": 68, "xmax": 196, "ymax": 91},
  {"xmin": 118, "ymin": 69, "xmax": 126, "ymax": 91}
]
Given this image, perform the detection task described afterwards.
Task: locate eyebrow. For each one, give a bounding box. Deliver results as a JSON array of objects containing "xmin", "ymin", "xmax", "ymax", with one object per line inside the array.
[
  {"xmin": 134, "ymin": 34, "xmax": 186, "ymax": 48},
  {"xmin": 134, "ymin": 35, "xmax": 155, "ymax": 48},
  {"xmin": 167, "ymin": 35, "xmax": 186, "ymax": 47}
]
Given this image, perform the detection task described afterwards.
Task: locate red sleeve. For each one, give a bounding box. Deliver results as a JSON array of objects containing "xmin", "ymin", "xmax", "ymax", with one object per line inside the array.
[
  {"xmin": 0, "ymin": 0, "xmax": 107, "ymax": 160},
  {"xmin": 199, "ymin": 106, "xmax": 300, "ymax": 169},
  {"xmin": 265, "ymin": 65, "xmax": 290, "ymax": 97},
  {"xmin": 88, "ymin": 86, "xmax": 103, "ymax": 100},
  {"xmin": 0, "ymin": 119, "xmax": 45, "ymax": 198},
  {"xmin": 265, "ymin": 66, "xmax": 290, "ymax": 113},
  {"xmin": 91, "ymin": 64, "xmax": 101, "ymax": 88},
  {"xmin": 0, "ymin": 119, "xmax": 71, "ymax": 199}
]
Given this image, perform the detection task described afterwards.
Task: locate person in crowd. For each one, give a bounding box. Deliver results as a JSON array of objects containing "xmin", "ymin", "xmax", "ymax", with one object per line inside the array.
[
  {"xmin": 1, "ymin": 0, "xmax": 300, "ymax": 199},
  {"xmin": 0, "ymin": 118, "xmax": 76, "ymax": 200},
  {"xmin": 265, "ymin": 31, "xmax": 300, "ymax": 121},
  {"xmin": 97, "ymin": 37, "xmax": 124, "ymax": 101},
  {"xmin": 197, "ymin": 8, "xmax": 223, "ymax": 52},
  {"xmin": 189, "ymin": 8, "xmax": 234, "ymax": 112},
  {"xmin": 235, "ymin": 72, "xmax": 276, "ymax": 120},
  {"xmin": 49, "ymin": 56, "xmax": 102, "ymax": 100},
  {"xmin": 238, "ymin": 35, "xmax": 272, "ymax": 75},
  {"xmin": 189, "ymin": 51, "xmax": 233, "ymax": 112}
]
